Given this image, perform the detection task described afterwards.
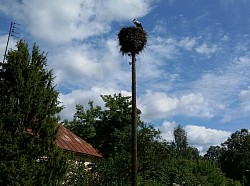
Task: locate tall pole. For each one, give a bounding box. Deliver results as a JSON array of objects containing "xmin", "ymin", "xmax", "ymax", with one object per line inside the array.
[{"xmin": 131, "ymin": 52, "xmax": 137, "ymax": 186}]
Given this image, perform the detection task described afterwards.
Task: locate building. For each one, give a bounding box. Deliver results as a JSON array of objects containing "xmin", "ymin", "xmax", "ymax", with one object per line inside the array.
[{"xmin": 56, "ymin": 125, "xmax": 102, "ymax": 159}]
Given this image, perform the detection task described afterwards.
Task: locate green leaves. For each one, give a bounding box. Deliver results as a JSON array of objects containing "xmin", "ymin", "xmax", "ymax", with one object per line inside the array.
[
  {"xmin": 173, "ymin": 125, "xmax": 188, "ymax": 152},
  {"xmin": 66, "ymin": 94, "xmax": 230, "ymax": 185},
  {"xmin": 221, "ymin": 129, "xmax": 250, "ymax": 184},
  {"xmin": 0, "ymin": 40, "xmax": 67, "ymax": 185},
  {"xmin": 205, "ymin": 129, "xmax": 250, "ymax": 185},
  {"xmin": 65, "ymin": 103, "xmax": 99, "ymax": 142}
]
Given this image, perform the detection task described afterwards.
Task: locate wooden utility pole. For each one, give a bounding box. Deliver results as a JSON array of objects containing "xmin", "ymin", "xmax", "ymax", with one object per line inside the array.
[{"xmin": 131, "ymin": 52, "xmax": 137, "ymax": 186}]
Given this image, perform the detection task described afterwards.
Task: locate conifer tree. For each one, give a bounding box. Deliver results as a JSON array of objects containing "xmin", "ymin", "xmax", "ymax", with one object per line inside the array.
[{"xmin": 0, "ymin": 40, "xmax": 67, "ymax": 185}]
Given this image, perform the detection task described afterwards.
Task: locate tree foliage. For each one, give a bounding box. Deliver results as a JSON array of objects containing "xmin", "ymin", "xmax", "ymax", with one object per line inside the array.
[
  {"xmin": 205, "ymin": 145, "xmax": 223, "ymax": 165},
  {"xmin": 0, "ymin": 40, "xmax": 67, "ymax": 185},
  {"xmin": 65, "ymin": 94, "xmax": 231, "ymax": 185},
  {"xmin": 221, "ymin": 129, "xmax": 250, "ymax": 185},
  {"xmin": 173, "ymin": 125, "xmax": 188, "ymax": 152},
  {"xmin": 205, "ymin": 129, "xmax": 250, "ymax": 185}
]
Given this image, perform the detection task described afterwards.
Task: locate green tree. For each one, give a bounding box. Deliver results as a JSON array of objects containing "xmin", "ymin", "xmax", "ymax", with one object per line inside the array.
[
  {"xmin": 172, "ymin": 125, "xmax": 199, "ymax": 159},
  {"xmin": 173, "ymin": 125, "xmax": 188, "ymax": 153},
  {"xmin": 137, "ymin": 123, "xmax": 172, "ymax": 184},
  {"xmin": 193, "ymin": 159, "xmax": 227, "ymax": 185},
  {"xmin": 66, "ymin": 94, "xmax": 133, "ymax": 185},
  {"xmin": 64, "ymin": 101, "xmax": 100, "ymax": 142},
  {"xmin": 205, "ymin": 129, "xmax": 250, "ymax": 185},
  {"xmin": 204, "ymin": 145, "xmax": 223, "ymax": 165},
  {"xmin": 0, "ymin": 40, "xmax": 67, "ymax": 185},
  {"xmin": 220, "ymin": 129, "xmax": 250, "ymax": 185},
  {"xmin": 165, "ymin": 126, "xmax": 229, "ymax": 185},
  {"xmin": 66, "ymin": 94, "xmax": 172, "ymax": 185},
  {"xmin": 66, "ymin": 94, "xmax": 233, "ymax": 185}
]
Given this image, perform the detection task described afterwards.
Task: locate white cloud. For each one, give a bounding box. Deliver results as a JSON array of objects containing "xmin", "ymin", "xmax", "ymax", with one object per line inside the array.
[
  {"xmin": 159, "ymin": 120, "xmax": 177, "ymax": 141},
  {"xmin": 0, "ymin": 35, "xmax": 17, "ymax": 62},
  {"xmin": 239, "ymin": 87, "xmax": 250, "ymax": 100},
  {"xmin": 178, "ymin": 37, "xmax": 196, "ymax": 51},
  {"xmin": 60, "ymin": 87, "xmax": 214, "ymax": 123},
  {"xmin": 60, "ymin": 86, "xmax": 214, "ymax": 123},
  {"xmin": 179, "ymin": 94, "xmax": 214, "ymax": 118},
  {"xmin": 152, "ymin": 20, "xmax": 167, "ymax": 34},
  {"xmin": 189, "ymin": 56, "xmax": 250, "ymax": 122},
  {"xmin": 195, "ymin": 42, "xmax": 217, "ymax": 56},
  {"xmin": 221, "ymin": 34, "xmax": 230, "ymax": 41},
  {"xmin": 97, "ymin": 0, "xmax": 154, "ymax": 21},
  {"xmin": 51, "ymin": 39, "xmax": 130, "ymax": 89},
  {"xmin": 59, "ymin": 85, "xmax": 131, "ymax": 120},
  {"xmin": 148, "ymin": 37, "xmax": 179, "ymax": 59},
  {"xmin": 137, "ymin": 53, "xmax": 164, "ymax": 80},
  {"xmin": 239, "ymin": 86, "xmax": 250, "ymax": 112},
  {"xmin": 0, "ymin": 0, "xmax": 154, "ymax": 44},
  {"xmin": 138, "ymin": 91, "xmax": 214, "ymax": 121},
  {"xmin": 159, "ymin": 120, "xmax": 231, "ymax": 154},
  {"xmin": 135, "ymin": 36, "xmax": 180, "ymax": 82},
  {"xmin": 138, "ymin": 91, "xmax": 178, "ymax": 120},
  {"xmin": 185, "ymin": 125, "xmax": 231, "ymax": 154}
]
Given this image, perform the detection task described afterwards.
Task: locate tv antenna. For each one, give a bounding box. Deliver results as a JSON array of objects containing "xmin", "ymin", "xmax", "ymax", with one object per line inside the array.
[{"xmin": 3, "ymin": 22, "xmax": 20, "ymax": 63}]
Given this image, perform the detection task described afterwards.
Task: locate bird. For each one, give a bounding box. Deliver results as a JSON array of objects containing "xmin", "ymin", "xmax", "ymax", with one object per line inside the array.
[{"xmin": 133, "ymin": 19, "xmax": 143, "ymax": 29}]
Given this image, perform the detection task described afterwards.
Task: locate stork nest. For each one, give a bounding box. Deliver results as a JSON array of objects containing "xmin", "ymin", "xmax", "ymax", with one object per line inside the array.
[{"xmin": 118, "ymin": 26, "xmax": 147, "ymax": 55}]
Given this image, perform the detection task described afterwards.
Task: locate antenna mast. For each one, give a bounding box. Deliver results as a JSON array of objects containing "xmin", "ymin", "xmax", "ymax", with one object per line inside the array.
[{"xmin": 3, "ymin": 22, "xmax": 20, "ymax": 63}]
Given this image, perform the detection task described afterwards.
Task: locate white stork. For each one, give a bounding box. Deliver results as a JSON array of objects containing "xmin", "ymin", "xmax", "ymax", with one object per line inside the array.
[{"xmin": 133, "ymin": 19, "xmax": 143, "ymax": 29}]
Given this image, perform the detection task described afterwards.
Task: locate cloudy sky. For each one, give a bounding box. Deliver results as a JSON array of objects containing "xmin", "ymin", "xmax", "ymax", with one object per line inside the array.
[{"xmin": 1, "ymin": 0, "xmax": 250, "ymax": 154}]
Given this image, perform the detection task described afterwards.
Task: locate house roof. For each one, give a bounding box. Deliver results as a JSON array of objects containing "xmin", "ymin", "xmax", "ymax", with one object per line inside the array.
[{"xmin": 56, "ymin": 126, "xmax": 102, "ymax": 158}]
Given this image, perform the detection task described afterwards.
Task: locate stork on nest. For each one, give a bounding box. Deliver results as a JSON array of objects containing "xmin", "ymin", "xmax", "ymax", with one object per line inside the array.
[{"xmin": 133, "ymin": 19, "xmax": 143, "ymax": 30}]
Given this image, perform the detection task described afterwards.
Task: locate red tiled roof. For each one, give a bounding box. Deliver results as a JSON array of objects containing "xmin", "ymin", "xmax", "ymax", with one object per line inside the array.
[{"xmin": 56, "ymin": 126, "xmax": 102, "ymax": 158}]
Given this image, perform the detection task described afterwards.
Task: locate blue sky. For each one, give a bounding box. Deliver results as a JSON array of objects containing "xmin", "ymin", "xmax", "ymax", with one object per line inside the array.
[{"xmin": 1, "ymin": 0, "xmax": 250, "ymax": 154}]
